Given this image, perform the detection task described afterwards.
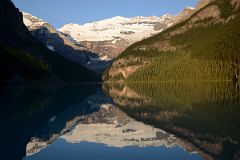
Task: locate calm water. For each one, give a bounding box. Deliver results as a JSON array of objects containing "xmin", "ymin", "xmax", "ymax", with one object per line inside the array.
[{"xmin": 0, "ymin": 82, "xmax": 239, "ymax": 160}]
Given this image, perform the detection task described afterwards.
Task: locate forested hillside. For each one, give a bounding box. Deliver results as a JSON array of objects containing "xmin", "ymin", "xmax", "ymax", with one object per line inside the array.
[
  {"xmin": 0, "ymin": 0, "xmax": 98, "ymax": 85},
  {"xmin": 103, "ymin": 0, "xmax": 240, "ymax": 82}
]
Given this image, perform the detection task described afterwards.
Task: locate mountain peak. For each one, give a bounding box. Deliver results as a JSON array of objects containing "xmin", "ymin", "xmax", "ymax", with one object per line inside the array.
[
  {"xmin": 22, "ymin": 11, "xmax": 47, "ymax": 29},
  {"xmin": 111, "ymin": 16, "xmax": 126, "ymax": 20},
  {"xmin": 185, "ymin": 6, "xmax": 195, "ymax": 10},
  {"xmin": 60, "ymin": 23, "xmax": 80, "ymax": 29},
  {"xmin": 58, "ymin": 14, "xmax": 175, "ymax": 42},
  {"xmin": 22, "ymin": 12, "xmax": 45, "ymax": 23},
  {"xmin": 174, "ymin": 5, "xmax": 196, "ymax": 22},
  {"xmin": 195, "ymin": 0, "xmax": 212, "ymax": 10}
]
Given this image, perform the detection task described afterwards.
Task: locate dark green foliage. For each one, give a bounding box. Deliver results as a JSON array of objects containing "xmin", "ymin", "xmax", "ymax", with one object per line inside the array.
[
  {"xmin": 0, "ymin": 45, "xmax": 49, "ymax": 82},
  {"xmin": 45, "ymin": 51, "xmax": 98, "ymax": 83},
  {"xmin": 105, "ymin": 82, "xmax": 240, "ymax": 159},
  {"xmin": 0, "ymin": 0, "xmax": 98, "ymax": 85},
  {"xmin": 0, "ymin": 44, "xmax": 98, "ymax": 84},
  {"xmin": 108, "ymin": 0, "xmax": 240, "ymax": 82},
  {"xmin": 3, "ymin": 46, "xmax": 49, "ymax": 72},
  {"xmin": 129, "ymin": 16, "xmax": 240, "ymax": 82}
]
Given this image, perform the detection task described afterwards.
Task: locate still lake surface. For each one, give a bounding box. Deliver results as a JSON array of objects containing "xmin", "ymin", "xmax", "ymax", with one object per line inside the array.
[{"xmin": 0, "ymin": 82, "xmax": 239, "ymax": 160}]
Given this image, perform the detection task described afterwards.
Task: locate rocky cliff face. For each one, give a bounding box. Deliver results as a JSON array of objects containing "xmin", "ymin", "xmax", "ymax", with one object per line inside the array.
[
  {"xmin": 0, "ymin": 0, "xmax": 98, "ymax": 84},
  {"xmin": 20, "ymin": 5, "xmax": 196, "ymax": 72},
  {"xmin": 231, "ymin": 0, "xmax": 240, "ymax": 10},
  {"xmin": 0, "ymin": 0, "xmax": 28, "ymax": 36},
  {"xmin": 22, "ymin": 12, "xmax": 109, "ymax": 73},
  {"xmin": 195, "ymin": 0, "xmax": 212, "ymax": 10},
  {"xmin": 173, "ymin": 7, "xmax": 195, "ymax": 23},
  {"xmin": 79, "ymin": 39, "xmax": 130, "ymax": 60},
  {"xmin": 0, "ymin": 0, "xmax": 38, "ymax": 52},
  {"xmin": 58, "ymin": 7, "xmax": 196, "ymax": 61},
  {"xmin": 59, "ymin": 15, "xmax": 176, "ymax": 60},
  {"xmin": 103, "ymin": 0, "xmax": 240, "ymax": 82},
  {"xmin": 0, "ymin": 0, "xmax": 48, "ymax": 84}
]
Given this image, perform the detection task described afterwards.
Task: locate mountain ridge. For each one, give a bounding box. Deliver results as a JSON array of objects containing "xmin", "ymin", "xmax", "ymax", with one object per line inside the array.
[
  {"xmin": 103, "ymin": 0, "xmax": 240, "ymax": 82},
  {"xmin": 21, "ymin": 6, "xmax": 195, "ymax": 65},
  {"xmin": 58, "ymin": 8, "xmax": 194, "ymax": 60},
  {"xmin": 0, "ymin": 0, "xmax": 98, "ymax": 85},
  {"xmin": 22, "ymin": 12, "xmax": 110, "ymax": 74}
]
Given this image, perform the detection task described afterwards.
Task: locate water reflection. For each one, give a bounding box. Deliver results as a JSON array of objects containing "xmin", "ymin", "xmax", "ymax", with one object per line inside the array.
[
  {"xmin": 1, "ymin": 82, "xmax": 239, "ymax": 160},
  {"xmin": 24, "ymin": 104, "xmax": 204, "ymax": 160},
  {"xmin": 103, "ymin": 82, "xmax": 240, "ymax": 160},
  {"xmin": 25, "ymin": 140, "xmax": 202, "ymax": 160},
  {"xmin": 0, "ymin": 84, "xmax": 104, "ymax": 160}
]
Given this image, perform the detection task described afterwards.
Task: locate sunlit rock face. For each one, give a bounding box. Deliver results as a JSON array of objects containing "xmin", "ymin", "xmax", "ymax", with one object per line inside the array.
[
  {"xmin": 58, "ymin": 15, "xmax": 175, "ymax": 60},
  {"xmin": 58, "ymin": 6, "xmax": 195, "ymax": 61},
  {"xmin": 22, "ymin": 12, "xmax": 110, "ymax": 73},
  {"xmin": 22, "ymin": 12, "xmax": 90, "ymax": 63}
]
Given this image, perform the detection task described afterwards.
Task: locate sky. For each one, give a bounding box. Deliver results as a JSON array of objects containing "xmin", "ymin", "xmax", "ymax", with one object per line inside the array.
[{"xmin": 12, "ymin": 0, "xmax": 199, "ymax": 28}]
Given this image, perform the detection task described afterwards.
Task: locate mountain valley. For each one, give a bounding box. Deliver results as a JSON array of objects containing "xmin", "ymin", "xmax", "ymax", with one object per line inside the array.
[
  {"xmin": 20, "ymin": 5, "xmax": 198, "ymax": 75},
  {"xmin": 59, "ymin": 7, "xmax": 195, "ymax": 60},
  {"xmin": 1, "ymin": 0, "xmax": 240, "ymax": 160},
  {"xmin": 103, "ymin": 0, "xmax": 240, "ymax": 83}
]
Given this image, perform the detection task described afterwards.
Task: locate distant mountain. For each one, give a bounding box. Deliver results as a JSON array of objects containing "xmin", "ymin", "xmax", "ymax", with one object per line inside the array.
[
  {"xmin": 0, "ymin": 0, "xmax": 98, "ymax": 85},
  {"xmin": 22, "ymin": 12, "xmax": 110, "ymax": 73},
  {"xmin": 19, "ymin": 7, "xmax": 195, "ymax": 75},
  {"xmin": 58, "ymin": 7, "xmax": 195, "ymax": 61},
  {"xmin": 58, "ymin": 15, "xmax": 176, "ymax": 60},
  {"xmin": 103, "ymin": 0, "xmax": 240, "ymax": 82}
]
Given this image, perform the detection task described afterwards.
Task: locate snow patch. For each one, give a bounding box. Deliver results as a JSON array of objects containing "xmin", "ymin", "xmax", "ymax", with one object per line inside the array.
[
  {"xmin": 58, "ymin": 14, "xmax": 175, "ymax": 43},
  {"xmin": 47, "ymin": 45, "xmax": 55, "ymax": 51},
  {"xmin": 186, "ymin": 6, "xmax": 195, "ymax": 10}
]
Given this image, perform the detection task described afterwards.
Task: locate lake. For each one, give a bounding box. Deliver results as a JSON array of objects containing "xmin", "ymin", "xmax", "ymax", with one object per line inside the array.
[{"xmin": 0, "ymin": 82, "xmax": 239, "ymax": 160}]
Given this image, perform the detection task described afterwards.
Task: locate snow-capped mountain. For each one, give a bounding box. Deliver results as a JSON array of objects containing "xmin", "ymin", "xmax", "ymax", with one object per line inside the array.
[
  {"xmin": 22, "ymin": 6, "xmax": 195, "ymax": 66},
  {"xmin": 59, "ymin": 15, "xmax": 175, "ymax": 43},
  {"xmin": 58, "ymin": 14, "xmax": 176, "ymax": 60},
  {"xmin": 58, "ymin": 6, "xmax": 195, "ymax": 61},
  {"xmin": 23, "ymin": 12, "xmax": 47, "ymax": 30},
  {"xmin": 22, "ymin": 12, "xmax": 110, "ymax": 73}
]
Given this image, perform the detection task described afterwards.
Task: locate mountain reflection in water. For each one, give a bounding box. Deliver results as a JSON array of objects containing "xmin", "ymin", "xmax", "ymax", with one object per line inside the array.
[
  {"xmin": 24, "ymin": 104, "xmax": 204, "ymax": 159},
  {"xmin": 0, "ymin": 82, "xmax": 239, "ymax": 160},
  {"xmin": 104, "ymin": 82, "xmax": 240, "ymax": 160},
  {"xmin": 0, "ymin": 84, "xmax": 102, "ymax": 160}
]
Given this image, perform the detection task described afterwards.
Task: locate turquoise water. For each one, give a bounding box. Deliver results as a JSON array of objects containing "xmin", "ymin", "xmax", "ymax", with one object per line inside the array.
[{"xmin": 24, "ymin": 139, "xmax": 202, "ymax": 160}]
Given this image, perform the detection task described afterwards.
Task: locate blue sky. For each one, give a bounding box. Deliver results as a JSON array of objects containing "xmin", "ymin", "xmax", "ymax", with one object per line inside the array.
[{"xmin": 12, "ymin": 0, "xmax": 199, "ymax": 28}]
